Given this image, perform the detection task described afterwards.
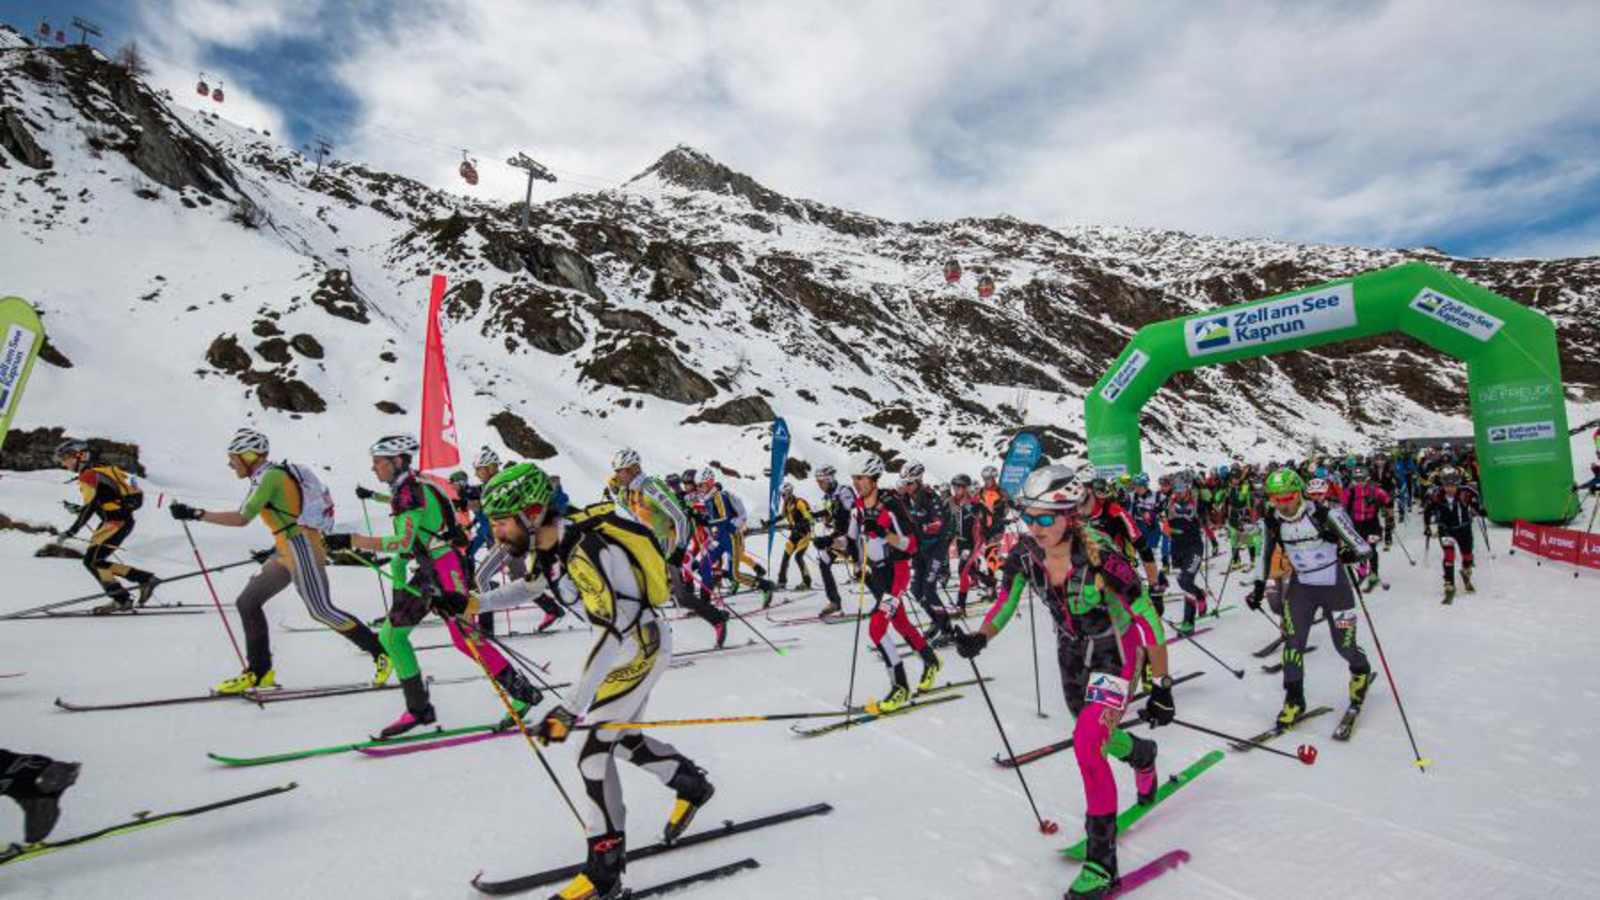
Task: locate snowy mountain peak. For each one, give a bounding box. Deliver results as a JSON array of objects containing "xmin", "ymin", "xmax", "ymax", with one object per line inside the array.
[{"xmin": 627, "ymin": 143, "xmax": 799, "ymax": 216}]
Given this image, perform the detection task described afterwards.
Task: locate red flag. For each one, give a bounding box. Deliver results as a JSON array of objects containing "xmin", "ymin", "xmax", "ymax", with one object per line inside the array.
[{"xmin": 418, "ymin": 274, "xmax": 461, "ymax": 473}]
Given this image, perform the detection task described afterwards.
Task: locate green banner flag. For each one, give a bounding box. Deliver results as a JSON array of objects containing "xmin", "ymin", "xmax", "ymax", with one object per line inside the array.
[{"xmin": 0, "ymin": 296, "xmax": 45, "ymax": 459}]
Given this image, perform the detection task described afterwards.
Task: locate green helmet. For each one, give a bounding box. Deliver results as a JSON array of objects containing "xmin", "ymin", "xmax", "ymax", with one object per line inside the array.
[
  {"xmin": 481, "ymin": 462, "xmax": 554, "ymax": 520},
  {"xmin": 1264, "ymin": 467, "xmax": 1304, "ymax": 496}
]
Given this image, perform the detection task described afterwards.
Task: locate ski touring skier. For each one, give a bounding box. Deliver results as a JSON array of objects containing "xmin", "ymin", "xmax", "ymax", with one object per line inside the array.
[
  {"xmin": 774, "ymin": 482, "xmax": 816, "ymax": 591},
  {"xmin": 608, "ymin": 448, "xmax": 728, "ymax": 647},
  {"xmin": 812, "ymin": 464, "xmax": 857, "ymax": 617},
  {"xmin": 952, "ymin": 472, "xmax": 997, "ymax": 613},
  {"xmin": 469, "ymin": 462, "xmax": 716, "ymax": 900},
  {"xmin": 954, "ymin": 464, "xmax": 1173, "ymax": 899},
  {"xmin": 473, "ymin": 445, "xmax": 569, "ymax": 633},
  {"xmin": 1423, "ymin": 466, "xmax": 1482, "ymax": 603},
  {"xmin": 843, "ymin": 453, "xmax": 943, "ymax": 713},
  {"xmin": 168, "ymin": 428, "xmax": 391, "ymax": 694},
  {"xmin": 55, "ymin": 438, "xmax": 159, "ymax": 615},
  {"xmin": 1248, "ymin": 468, "xmax": 1375, "ymax": 731},
  {"xmin": 694, "ymin": 469, "xmax": 775, "ymax": 605},
  {"xmin": 897, "ymin": 460, "xmax": 956, "ymax": 641},
  {"xmin": 0, "ymin": 751, "xmax": 80, "ymax": 848},
  {"xmin": 1163, "ymin": 472, "xmax": 1209, "ymax": 633},
  {"xmin": 1342, "ymin": 465, "xmax": 1390, "ymax": 591},
  {"xmin": 324, "ymin": 435, "xmax": 541, "ymax": 738}
]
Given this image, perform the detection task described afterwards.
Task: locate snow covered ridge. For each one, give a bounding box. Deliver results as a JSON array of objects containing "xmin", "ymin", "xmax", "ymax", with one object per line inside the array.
[{"xmin": 3, "ymin": 38, "xmax": 1599, "ymax": 506}]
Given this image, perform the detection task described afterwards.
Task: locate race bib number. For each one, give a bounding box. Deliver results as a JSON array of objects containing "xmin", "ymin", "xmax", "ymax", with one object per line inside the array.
[
  {"xmin": 1440, "ymin": 536, "xmax": 1456, "ymax": 549},
  {"xmin": 1085, "ymin": 672, "xmax": 1130, "ymax": 710},
  {"xmin": 1333, "ymin": 609, "xmax": 1358, "ymax": 629}
]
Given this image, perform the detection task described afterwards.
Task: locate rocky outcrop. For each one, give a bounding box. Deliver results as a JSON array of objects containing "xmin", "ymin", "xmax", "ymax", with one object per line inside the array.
[
  {"xmin": 206, "ymin": 334, "xmax": 251, "ymax": 372},
  {"xmin": 683, "ymin": 395, "xmax": 775, "ymax": 426},
  {"xmin": 1, "ymin": 427, "xmax": 143, "ymax": 475},
  {"xmin": 488, "ymin": 410, "xmax": 557, "ymax": 460},
  {"xmin": 581, "ymin": 337, "xmax": 717, "ymax": 404},
  {"xmin": 309, "ymin": 268, "xmax": 369, "ymax": 324}
]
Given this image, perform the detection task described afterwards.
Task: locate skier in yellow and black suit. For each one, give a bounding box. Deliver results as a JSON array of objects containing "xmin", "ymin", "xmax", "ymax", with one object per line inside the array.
[
  {"xmin": 56, "ymin": 439, "xmax": 159, "ymax": 615},
  {"xmin": 774, "ymin": 482, "xmax": 815, "ymax": 591},
  {"xmin": 459, "ymin": 462, "xmax": 716, "ymax": 900}
]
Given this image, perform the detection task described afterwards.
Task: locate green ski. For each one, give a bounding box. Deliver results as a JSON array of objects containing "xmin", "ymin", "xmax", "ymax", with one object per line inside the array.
[
  {"xmin": 207, "ymin": 723, "xmax": 498, "ymax": 767},
  {"xmin": 1061, "ymin": 750, "xmax": 1224, "ymax": 860}
]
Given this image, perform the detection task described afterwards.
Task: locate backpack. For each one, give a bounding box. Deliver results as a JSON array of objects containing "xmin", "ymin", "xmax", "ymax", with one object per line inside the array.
[
  {"xmin": 90, "ymin": 465, "xmax": 143, "ymax": 512},
  {"xmin": 275, "ymin": 462, "xmax": 337, "ymax": 534}
]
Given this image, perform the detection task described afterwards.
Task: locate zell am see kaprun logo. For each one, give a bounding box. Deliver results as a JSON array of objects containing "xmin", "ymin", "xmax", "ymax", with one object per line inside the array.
[
  {"xmin": 1185, "ymin": 284, "xmax": 1356, "ymax": 357},
  {"xmin": 1409, "ymin": 289, "xmax": 1504, "ymax": 341}
]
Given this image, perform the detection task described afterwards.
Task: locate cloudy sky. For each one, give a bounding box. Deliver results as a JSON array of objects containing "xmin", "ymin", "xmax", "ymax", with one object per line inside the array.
[{"xmin": 10, "ymin": 0, "xmax": 1600, "ymax": 257}]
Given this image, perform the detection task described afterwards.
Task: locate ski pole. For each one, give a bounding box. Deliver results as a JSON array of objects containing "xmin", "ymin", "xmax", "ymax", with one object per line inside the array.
[
  {"xmin": 960, "ymin": 638, "xmax": 1059, "ymax": 834},
  {"xmin": 1025, "ymin": 565, "xmax": 1046, "ymax": 719},
  {"xmin": 1476, "ymin": 515, "xmax": 1497, "ymax": 566},
  {"xmin": 360, "ymin": 496, "xmax": 390, "ymax": 614},
  {"xmin": 684, "ymin": 560, "xmax": 787, "ymax": 657},
  {"xmin": 582, "ymin": 709, "xmax": 862, "ymax": 730},
  {"xmin": 1393, "ymin": 530, "xmax": 1416, "ymax": 566},
  {"xmin": 1346, "ymin": 566, "xmax": 1431, "ymax": 773},
  {"xmin": 1, "ymin": 557, "xmax": 259, "ymax": 619},
  {"xmin": 843, "ymin": 544, "xmax": 869, "ymax": 725},
  {"xmin": 180, "ymin": 522, "xmax": 247, "ymax": 671},
  {"xmin": 456, "ymin": 617, "xmax": 587, "ymax": 833},
  {"xmin": 1162, "ymin": 619, "xmax": 1244, "ymax": 679},
  {"xmin": 1168, "ymin": 718, "xmax": 1316, "ymax": 765}
]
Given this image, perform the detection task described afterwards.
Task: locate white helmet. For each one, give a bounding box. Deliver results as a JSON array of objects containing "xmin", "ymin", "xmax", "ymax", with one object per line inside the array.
[
  {"xmin": 370, "ymin": 434, "xmax": 419, "ymax": 458},
  {"xmin": 611, "ymin": 448, "xmax": 641, "ymax": 471},
  {"xmin": 227, "ymin": 427, "xmax": 269, "ymax": 457},
  {"xmin": 698, "ymin": 466, "xmax": 717, "ymax": 485},
  {"xmin": 900, "ymin": 460, "xmax": 926, "ymax": 483},
  {"xmin": 852, "ymin": 454, "xmax": 885, "ymax": 478},
  {"xmin": 474, "ymin": 445, "xmax": 501, "ymax": 468},
  {"xmin": 1306, "ymin": 478, "xmax": 1329, "ymax": 497},
  {"xmin": 816, "ymin": 464, "xmax": 837, "ymax": 481},
  {"xmin": 1018, "ymin": 464, "xmax": 1086, "ymax": 510},
  {"xmin": 981, "ymin": 465, "xmax": 999, "ymax": 481},
  {"xmin": 780, "ymin": 482, "xmax": 794, "ymax": 497}
]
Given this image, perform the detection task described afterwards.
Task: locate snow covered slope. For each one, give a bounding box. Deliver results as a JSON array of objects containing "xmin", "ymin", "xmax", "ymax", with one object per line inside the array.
[{"xmin": 3, "ymin": 30, "xmax": 1599, "ymax": 511}]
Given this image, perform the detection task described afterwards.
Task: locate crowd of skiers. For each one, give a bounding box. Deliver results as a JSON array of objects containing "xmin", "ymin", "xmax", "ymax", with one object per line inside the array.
[{"xmin": 11, "ymin": 429, "xmax": 1599, "ymax": 898}]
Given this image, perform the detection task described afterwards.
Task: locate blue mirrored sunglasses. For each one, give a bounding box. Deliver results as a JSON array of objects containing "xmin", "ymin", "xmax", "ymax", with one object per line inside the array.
[{"xmin": 1021, "ymin": 512, "xmax": 1059, "ymax": 527}]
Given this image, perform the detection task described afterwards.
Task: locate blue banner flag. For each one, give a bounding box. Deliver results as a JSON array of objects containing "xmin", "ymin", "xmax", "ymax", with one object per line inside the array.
[
  {"xmin": 999, "ymin": 430, "xmax": 1043, "ymax": 498},
  {"xmin": 767, "ymin": 417, "xmax": 791, "ymax": 566}
]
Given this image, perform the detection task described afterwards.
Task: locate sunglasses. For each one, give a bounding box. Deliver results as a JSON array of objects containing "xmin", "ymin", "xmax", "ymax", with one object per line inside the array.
[
  {"xmin": 1268, "ymin": 491, "xmax": 1300, "ymax": 504},
  {"xmin": 1021, "ymin": 512, "xmax": 1071, "ymax": 527}
]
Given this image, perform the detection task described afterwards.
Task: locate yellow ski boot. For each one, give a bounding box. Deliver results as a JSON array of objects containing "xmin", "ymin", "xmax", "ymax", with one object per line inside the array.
[{"xmin": 214, "ymin": 669, "xmax": 274, "ymax": 696}]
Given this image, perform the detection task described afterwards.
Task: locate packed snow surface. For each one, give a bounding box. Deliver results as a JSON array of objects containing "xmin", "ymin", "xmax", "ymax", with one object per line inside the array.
[{"xmin": 3, "ymin": 473, "xmax": 1599, "ymax": 899}]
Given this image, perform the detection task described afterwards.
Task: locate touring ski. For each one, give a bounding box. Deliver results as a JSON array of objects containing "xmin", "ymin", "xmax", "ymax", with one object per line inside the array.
[
  {"xmin": 0, "ymin": 783, "xmax": 297, "ymax": 867},
  {"xmin": 470, "ymin": 803, "xmax": 831, "ymax": 895},
  {"xmin": 1107, "ymin": 849, "xmax": 1191, "ymax": 897},
  {"xmin": 0, "ymin": 672, "xmax": 24, "ymax": 679},
  {"xmin": 1332, "ymin": 705, "xmax": 1364, "ymax": 741},
  {"xmin": 55, "ymin": 674, "xmax": 479, "ymax": 713},
  {"xmin": 630, "ymin": 857, "xmax": 759, "ymax": 897},
  {"xmin": 208, "ymin": 722, "xmax": 500, "ymax": 767},
  {"xmin": 994, "ymin": 672, "xmax": 1204, "ymax": 768},
  {"xmin": 1061, "ymin": 751, "xmax": 1223, "ymax": 860},
  {"xmin": 1230, "ymin": 706, "xmax": 1334, "ymax": 752},
  {"xmin": 790, "ymin": 693, "xmax": 964, "ymax": 737}
]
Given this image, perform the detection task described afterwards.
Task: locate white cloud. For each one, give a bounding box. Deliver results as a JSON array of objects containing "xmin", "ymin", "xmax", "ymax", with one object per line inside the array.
[{"xmin": 134, "ymin": 0, "xmax": 1600, "ymax": 254}]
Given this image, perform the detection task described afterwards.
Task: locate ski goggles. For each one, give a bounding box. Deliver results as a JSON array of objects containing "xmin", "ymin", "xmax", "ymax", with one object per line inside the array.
[{"xmin": 1267, "ymin": 491, "xmax": 1301, "ymax": 505}]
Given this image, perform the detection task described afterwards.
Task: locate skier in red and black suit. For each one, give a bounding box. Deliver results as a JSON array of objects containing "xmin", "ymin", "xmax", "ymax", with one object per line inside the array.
[
  {"xmin": 1083, "ymin": 468, "xmax": 1162, "ymax": 615},
  {"xmin": 1423, "ymin": 465, "xmax": 1482, "ymax": 602},
  {"xmin": 897, "ymin": 460, "xmax": 955, "ymax": 641}
]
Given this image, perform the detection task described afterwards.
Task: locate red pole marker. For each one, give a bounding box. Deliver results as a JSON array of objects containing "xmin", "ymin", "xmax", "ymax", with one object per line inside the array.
[
  {"xmin": 1297, "ymin": 744, "xmax": 1318, "ymax": 765},
  {"xmin": 1040, "ymin": 819, "xmax": 1060, "ymax": 835}
]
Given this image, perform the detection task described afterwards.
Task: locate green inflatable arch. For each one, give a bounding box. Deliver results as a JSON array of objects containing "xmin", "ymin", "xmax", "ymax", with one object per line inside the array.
[{"xmin": 1085, "ymin": 262, "xmax": 1572, "ymax": 523}]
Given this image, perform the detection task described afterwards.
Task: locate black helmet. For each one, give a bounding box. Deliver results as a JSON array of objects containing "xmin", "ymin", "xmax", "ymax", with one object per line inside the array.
[{"xmin": 55, "ymin": 438, "xmax": 89, "ymax": 459}]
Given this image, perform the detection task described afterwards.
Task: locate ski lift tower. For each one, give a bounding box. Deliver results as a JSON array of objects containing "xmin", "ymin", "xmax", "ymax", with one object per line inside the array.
[
  {"xmin": 304, "ymin": 136, "xmax": 333, "ymax": 173},
  {"xmin": 70, "ymin": 16, "xmax": 102, "ymax": 46},
  {"xmin": 506, "ymin": 152, "xmax": 557, "ymax": 229}
]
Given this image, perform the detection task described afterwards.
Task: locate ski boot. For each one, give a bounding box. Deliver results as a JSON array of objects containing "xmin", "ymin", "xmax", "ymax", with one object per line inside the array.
[
  {"xmin": 1461, "ymin": 566, "xmax": 1476, "ymax": 594},
  {"xmin": 1442, "ymin": 571, "xmax": 1456, "ymax": 605},
  {"xmin": 1132, "ymin": 740, "xmax": 1159, "ymax": 807},
  {"xmin": 819, "ymin": 602, "xmax": 842, "ymax": 618},
  {"xmin": 135, "ymin": 579, "xmax": 158, "ymax": 607},
  {"xmin": 712, "ymin": 620, "xmax": 728, "ymax": 649},
  {"xmin": 537, "ymin": 609, "xmax": 564, "ymax": 633},
  {"xmin": 663, "ymin": 763, "xmax": 716, "ymax": 844},
  {"xmin": 1361, "ymin": 571, "xmax": 1381, "ymax": 592},
  {"xmin": 0, "ymin": 754, "xmax": 81, "ymax": 844},
  {"xmin": 371, "ymin": 654, "xmax": 394, "ymax": 687},
  {"xmin": 868, "ymin": 665, "xmax": 912, "ymax": 714},
  {"xmin": 549, "ymin": 832, "xmax": 627, "ymax": 900},
  {"xmin": 214, "ymin": 669, "xmax": 275, "ymax": 696},
  {"xmin": 800, "ymin": 577, "xmax": 813, "ymax": 591},
  {"xmin": 494, "ymin": 667, "xmax": 545, "ymax": 732},
  {"xmin": 1066, "ymin": 812, "xmax": 1119, "ymax": 898},
  {"xmin": 378, "ymin": 676, "xmax": 436, "ymax": 739},
  {"xmin": 916, "ymin": 649, "xmax": 943, "ymax": 693},
  {"xmin": 91, "ymin": 598, "xmax": 133, "ymax": 616},
  {"xmin": 1349, "ymin": 669, "xmax": 1374, "ymax": 707},
  {"xmin": 759, "ymin": 579, "xmax": 776, "ymax": 609},
  {"xmin": 1276, "ymin": 683, "xmax": 1307, "ymax": 730}
]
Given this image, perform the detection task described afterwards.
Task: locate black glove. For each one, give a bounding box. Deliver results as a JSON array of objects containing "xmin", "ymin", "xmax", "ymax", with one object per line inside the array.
[
  {"xmin": 1423, "ymin": 525, "xmax": 1433, "ymax": 538},
  {"xmin": 169, "ymin": 502, "xmax": 203, "ymax": 521},
  {"xmin": 355, "ymin": 486, "xmax": 376, "ymax": 501},
  {"xmin": 536, "ymin": 705, "xmax": 576, "ymax": 745},
  {"xmin": 1144, "ymin": 682, "xmax": 1175, "ymax": 728},
  {"xmin": 667, "ymin": 547, "xmax": 686, "ymax": 568},
  {"xmin": 954, "ymin": 630, "xmax": 988, "ymax": 659},
  {"xmin": 431, "ymin": 590, "xmax": 470, "ymax": 617},
  {"xmin": 1247, "ymin": 580, "xmax": 1266, "ymax": 612},
  {"xmin": 61, "ymin": 500, "xmax": 83, "ymax": 515},
  {"xmin": 251, "ymin": 548, "xmax": 275, "ymax": 564},
  {"xmin": 324, "ymin": 532, "xmax": 354, "ymax": 552},
  {"xmin": 1337, "ymin": 544, "xmax": 1361, "ymax": 565}
]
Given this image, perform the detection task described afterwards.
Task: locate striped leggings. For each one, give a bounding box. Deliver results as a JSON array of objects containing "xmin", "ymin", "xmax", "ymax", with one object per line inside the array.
[{"xmin": 237, "ymin": 532, "xmax": 383, "ymax": 677}]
